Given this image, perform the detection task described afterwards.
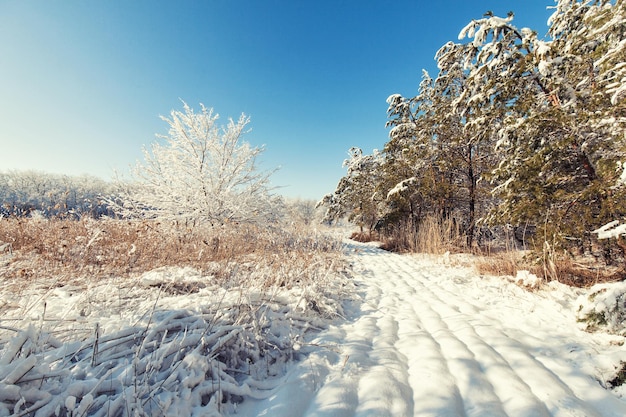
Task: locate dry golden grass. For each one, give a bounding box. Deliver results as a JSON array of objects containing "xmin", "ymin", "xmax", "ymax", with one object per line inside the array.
[
  {"xmin": 414, "ymin": 216, "xmax": 465, "ymax": 254},
  {"xmin": 474, "ymin": 250, "xmax": 523, "ymax": 278},
  {"xmin": 350, "ymin": 231, "xmax": 380, "ymax": 243},
  {"xmin": 380, "ymin": 215, "xmax": 465, "ymax": 254},
  {"xmin": 0, "ymin": 217, "xmax": 343, "ymax": 286},
  {"xmin": 0, "ymin": 217, "xmax": 350, "ymax": 416},
  {"xmin": 371, "ymin": 216, "xmax": 626, "ymax": 289},
  {"xmin": 542, "ymin": 258, "xmax": 626, "ymax": 287},
  {"xmin": 474, "ymin": 248, "xmax": 626, "ymax": 288}
]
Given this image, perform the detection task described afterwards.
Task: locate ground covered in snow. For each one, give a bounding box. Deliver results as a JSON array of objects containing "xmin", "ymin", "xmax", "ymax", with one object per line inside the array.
[
  {"xmin": 2, "ymin": 240, "xmax": 626, "ymax": 416},
  {"xmin": 239, "ymin": 242, "xmax": 626, "ymax": 417},
  {"xmin": 0, "ymin": 261, "xmax": 351, "ymax": 417}
]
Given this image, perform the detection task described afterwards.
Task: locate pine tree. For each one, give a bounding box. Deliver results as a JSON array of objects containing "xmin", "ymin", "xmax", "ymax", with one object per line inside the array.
[
  {"xmin": 457, "ymin": 1, "xmax": 626, "ymax": 254},
  {"xmin": 320, "ymin": 147, "xmax": 383, "ymax": 234}
]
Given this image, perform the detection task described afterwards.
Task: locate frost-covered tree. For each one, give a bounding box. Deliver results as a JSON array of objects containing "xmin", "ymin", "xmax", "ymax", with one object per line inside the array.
[
  {"xmin": 110, "ymin": 102, "xmax": 279, "ymax": 226},
  {"xmin": 320, "ymin": 147, "xmax": 383, "ymax": 233},
  {"xmin": 0, "ymin": 170, "xmax": 112, "ymax": 218},
  {"xmin": 285, "ymin": 198, "xmax": 323, "ymax": 226}
]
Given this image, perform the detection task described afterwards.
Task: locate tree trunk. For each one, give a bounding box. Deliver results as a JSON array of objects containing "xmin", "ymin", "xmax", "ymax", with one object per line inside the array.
[{"xmin": 467, "ymin": 144, "xmax": 476, "ymax": 249}]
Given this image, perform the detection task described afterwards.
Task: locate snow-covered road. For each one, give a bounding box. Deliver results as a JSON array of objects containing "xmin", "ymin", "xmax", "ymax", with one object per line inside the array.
[{"xmin": 238, "ymin": 242, "xmax": 626, "ymax": 417}]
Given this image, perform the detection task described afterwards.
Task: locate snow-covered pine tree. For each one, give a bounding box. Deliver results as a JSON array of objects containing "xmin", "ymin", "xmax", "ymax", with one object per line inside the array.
[
  {"xmin": 383, "ymin": 74, "xmax": 457, "ymax": 241},
  {"xmin": 109, "ymin": 102, "xmax": 279, "ymax": 227},
  {"xmin": 457, "ymin": 1, "xmax": 626, "ymax": 256},
  {"xmin": 382, "ymin": 73, "xmax": 439, "ymax": 235},
  {"xmin": 433, "ymin": 41, "xmax": 499, "ymax": 246},
  {"xmin": 319, "ymin": 147, "xmax": 383, "ymax": 234},
  {"xmin": 384, "ymin": 45, "xmax": 497, "ymax": 248}
]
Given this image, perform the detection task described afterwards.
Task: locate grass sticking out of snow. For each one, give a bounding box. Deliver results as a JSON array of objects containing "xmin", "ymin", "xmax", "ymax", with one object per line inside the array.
[
  {"xmin": 379, "ymin": 215, "xmax": 465, "ymax": 254},
  {"xmin": 0, "ymin": 218, "xmax": 351, "ymax": 416}
]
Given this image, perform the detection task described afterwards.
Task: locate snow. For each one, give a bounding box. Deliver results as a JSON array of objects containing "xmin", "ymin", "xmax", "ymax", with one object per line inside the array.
[
  {"xmin": 514, "ymin": 269, "xmax": 542, "ymax": 288},
  {"xmin": 386, "ymin": 93, "xmax": 403, "ymax": 105},
  {"xmin": 578, "ymin": 282, "xmax": 626, "ymax": 335},
  {"xmin": 386, "ymin": 177, "xmax": 417, "ymax": 199},
  {"xmin": 535, "ymin": 40, "xmax": 552, "ymax": 57},
  {"xmin": 593, "ymin": 221, "xmax": 626, "ymax": 240},
  {"xmin": 538, "ymin": 59, "xmax": 551, "ymax": 76},
  {"xmin": 240, "ymin": 242, "xmax": 626, "ymax": 417},
  {"xmin": 2, "ymin": 239, "xmax": 626, "ymax": 416}
]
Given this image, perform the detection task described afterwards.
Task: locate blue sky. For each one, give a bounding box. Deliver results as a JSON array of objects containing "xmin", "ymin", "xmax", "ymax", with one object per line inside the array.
[{"xmin": 0, "ymin": 1, "xmax": 554, "ymax": 200}]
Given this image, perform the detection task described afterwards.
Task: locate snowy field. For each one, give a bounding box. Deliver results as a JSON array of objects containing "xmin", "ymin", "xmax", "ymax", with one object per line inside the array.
[{"xmin": 2, "ymin": 239, "xmax": 626, "ymax": 416}]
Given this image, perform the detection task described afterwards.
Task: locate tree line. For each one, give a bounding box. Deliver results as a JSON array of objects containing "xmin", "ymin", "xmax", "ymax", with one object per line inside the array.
[
  {"xmin": 321, "ymin": 0, "xmax": 626, "ymax": 262},
  {"xmin": 0, "ymin": 171, "xmax": 113, "ymax": 218}
]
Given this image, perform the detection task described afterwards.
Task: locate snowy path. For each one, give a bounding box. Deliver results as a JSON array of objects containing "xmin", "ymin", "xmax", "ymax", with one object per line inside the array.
[{"xmin": 237, "ymin": 242, "xmax": 626, "ymax": 417}]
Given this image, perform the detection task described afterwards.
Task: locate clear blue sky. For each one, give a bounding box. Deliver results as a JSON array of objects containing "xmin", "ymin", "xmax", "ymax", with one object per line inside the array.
[{"xmin": 0, "ymin": 1, "xmax": 554, "ymax": 200}]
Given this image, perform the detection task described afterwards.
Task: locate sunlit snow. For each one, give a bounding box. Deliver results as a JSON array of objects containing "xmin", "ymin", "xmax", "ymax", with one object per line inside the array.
[{"xmin": 2, "ymin": 240, "xmax": 626, "ymax": 416}]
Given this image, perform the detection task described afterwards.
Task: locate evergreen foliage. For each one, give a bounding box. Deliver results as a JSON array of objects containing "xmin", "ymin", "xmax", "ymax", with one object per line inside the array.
[
  {"xmin": 322, "ymin": 0, "xmax": 626, "ymax": 259},
  {"xmin": 319, "ymin": 147, "xmax": 383, "ymax": 233}
]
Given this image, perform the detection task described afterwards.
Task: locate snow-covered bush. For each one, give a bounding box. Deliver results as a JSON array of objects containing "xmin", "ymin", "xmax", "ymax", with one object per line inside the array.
[
  {"xmin": 109, "ymin": 102, "xmax": 279, "ymax": 226},
  {"xmin": 577, "ymin": 282, "xmax": 626, "ymax": 335},
  {"xmin": 513, "ymin": 270, "xmax": 543, "ymax": 289}
]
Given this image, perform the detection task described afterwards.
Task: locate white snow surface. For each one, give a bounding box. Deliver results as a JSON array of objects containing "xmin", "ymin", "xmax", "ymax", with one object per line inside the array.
[
  {"xmin": 593, "ymin": 220, "xmax": 626, "ymax": 240},
  {"xmin": 239, "ymin": 242, "xmax": 626, "ymax": 417},
  {"xmin": 2, "ymin": 240, "xmax": 626, "ymax": 416}
]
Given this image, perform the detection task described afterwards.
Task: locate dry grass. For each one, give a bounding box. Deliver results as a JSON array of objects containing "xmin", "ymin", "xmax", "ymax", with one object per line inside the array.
[
  {"xmin": 0, "ymin": 217, "xmax": 343, "ymax": 286},
  {"xmin": 474, "ymin": 250, "xmax": 523, "ymax": 278},
  {"xmin": 380, "ymin": 215, "xmax": 465, "ymax": 254},
  {"xmin": 350, "ymin": 231, "xmax": 380, "ymax": 243},
  {"xmin": 541, "ymin": 258, "xmax": 626, "ymax": 287},
  {"xmin": 474, "ymin": 247, "xmax": 626, "ymax": 287},
  {"xmin": 0, "ymin": 217, "xmax": 350, "ymax": 416},
  {"xmin": 414, "ymin": 216, "xmax": 464, "ymax": 254}
]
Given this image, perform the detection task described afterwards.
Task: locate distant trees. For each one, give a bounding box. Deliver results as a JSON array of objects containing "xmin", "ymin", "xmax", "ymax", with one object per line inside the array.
[
  {"xmin": 284, "ymin": 198, "xmax": 324, "ymax": 226},
  {"xmin": 109, "ymin": 102, "xmax": 280, "ymax": 227},
  {"xmin": 0, "ymin": 170, "xmax": 112, "ymax": 218},
  {"xmin": 322, "ymin": 0, "xmax": 626, "ymax": 258},
  {"xmin": 320, "ymin": 147, "xmax": 383, "ymax": 234}
]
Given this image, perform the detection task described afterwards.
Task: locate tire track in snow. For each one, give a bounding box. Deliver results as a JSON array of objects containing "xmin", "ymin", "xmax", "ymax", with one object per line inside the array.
[
  {"xmin": 349, "ymin": 242, "xmax": 625, "ymax": 417},
  {"xmin": 370, "ymin": 246, "xmax": 514, "ymax": 416},
  {"xmin": 383, "ymin": 253, "xmax": 604, "ymax": 417},
  {"xmin": 371, "ymin": 247, "xmax": 554, "ymax": 417},
  {"xmin": 240, "ymin": 242, "xmax": 626, "ymax": 417}
]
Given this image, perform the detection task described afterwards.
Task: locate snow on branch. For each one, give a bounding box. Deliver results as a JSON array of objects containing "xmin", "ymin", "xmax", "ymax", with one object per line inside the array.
[
  {"xmin": 387, "ymin": 177, "xmax": 417, "ymax": 200},
  {"xmin": 593, "ymin": 220, "xmax": 626, "ymax": 240},
  {"xmin": 108, "ymin": 101, "xmax": 279, "ymax": 226}
]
